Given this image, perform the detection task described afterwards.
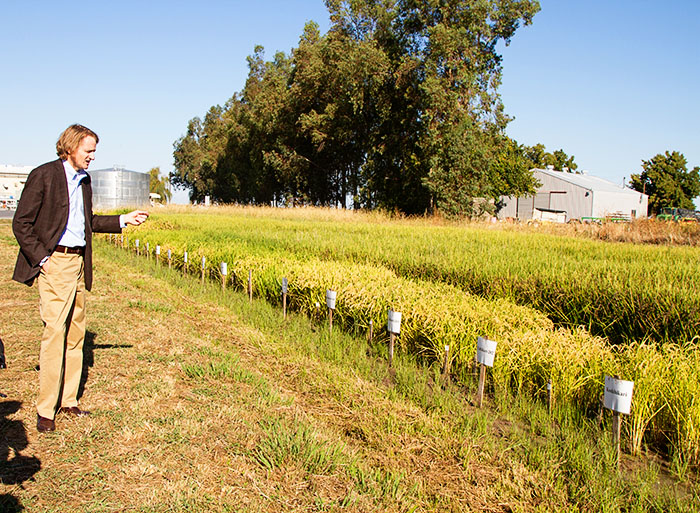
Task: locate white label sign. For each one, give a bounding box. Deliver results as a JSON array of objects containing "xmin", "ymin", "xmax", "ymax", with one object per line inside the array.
[
  {"xmin": 184, "ymin": 251, "xmax": 188, "ymax": 263},
  {"xmin": 135, "ymin": 239, "xmax": 140, "ymax": 248},
  {"xmin": 201, "ymin": 256, "xmax": 206, "ymax": 269},
  {"xmin": 476, "ymin": 336, "xmax": 497, "ymax": 367},
  {"xmin": 387, "ymin": 310, "xmax": 402, "ymax": 334},
  {"xmin": 220, "ymin": 262, "xmax": 227, "ymax": 275},
  {"xmin": 156, "ymin": 245, "xmax": 161, "ymax": 255},
  {"xmin": 326, "ymin": 289, "xmax": 337, "ymax": 310},
  {"xmin": 604, "ymin": 376, "xmax": 634, "ymax": 415},
  {"xmin": 282, "ymin": 277, "xmax": 288, "ymax": 294},
  {"xmin": 167, "ymin": 249, "xmax": 172, "ymax": 259}
]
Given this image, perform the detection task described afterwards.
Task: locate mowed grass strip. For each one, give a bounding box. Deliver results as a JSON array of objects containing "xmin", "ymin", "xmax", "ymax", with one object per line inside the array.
[{"xmin": 0, "ymin": 221, "xmax": 696, "ymax": 512}]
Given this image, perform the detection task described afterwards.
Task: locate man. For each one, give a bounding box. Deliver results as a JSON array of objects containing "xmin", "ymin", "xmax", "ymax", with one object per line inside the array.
[{"xmin": 12, "ymin": 124, "xmax": 149, "ymax": 433}]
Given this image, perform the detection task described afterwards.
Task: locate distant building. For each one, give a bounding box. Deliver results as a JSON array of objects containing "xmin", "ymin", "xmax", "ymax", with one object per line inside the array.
[
  {"xmin": 0, "ymin": 165, "xmax": 32, "ymax": 210},
  {"xmin": 88, "ymin": 166, "xmax": 150, "ymax": 209},
  {"xmin": 497, "ymin": 167, "xmax": 648, "ymax": 222}
]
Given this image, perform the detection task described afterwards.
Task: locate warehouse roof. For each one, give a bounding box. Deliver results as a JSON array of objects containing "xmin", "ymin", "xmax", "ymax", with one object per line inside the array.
[{"xmin": 533, "ymin": 167, "xmax": 639, "ymax": 195}]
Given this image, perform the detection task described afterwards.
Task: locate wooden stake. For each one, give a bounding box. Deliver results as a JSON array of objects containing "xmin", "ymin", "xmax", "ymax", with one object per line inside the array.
[
  {"xmin": 368, "ymin": 320, "xmax": 373, "ymax": 341},
  {"xmin": 283, "ymin": 292, "xmax": 287, "ymax": 320},
  {"xmin": 476, "ymin": 363, "xmax": 486, "ymax": 408},
  {"xmin": 389, "ymin": 332, "xmax": 395, "ymax": 366},
  {"xmin": 613, "ymin": 410, "xmax": 621, "ymax": 467},
  {"xmin": 442, "ymin": 345, "xmax": 451, "ymax": 384},
  {"xmin": 168, "ymin": 250, "xmax": 172, "ymax": 270},
  {"xmin": 329, "ymin": 308, "xmax": 333, "ymax": 334},
  {"xmin": 201, "ymin": 256, "xmax": 206, "ymax": 285},
  {"xmin": 612, "ymin": 374, "xmax": 622, "ymax": 468},
  {"xmin": 547, "ymin": 379, "xmax": 553, "ymax": 414}
]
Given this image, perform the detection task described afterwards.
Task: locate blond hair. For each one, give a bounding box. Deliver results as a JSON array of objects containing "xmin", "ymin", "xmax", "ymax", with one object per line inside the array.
[{"xmin": 56, "ymin": 124, "xmax": 99, "ymax": 159}]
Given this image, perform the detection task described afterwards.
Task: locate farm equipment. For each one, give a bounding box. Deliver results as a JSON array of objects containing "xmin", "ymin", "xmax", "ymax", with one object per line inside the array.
[{"xmin": 657, "ymin": 207, "xmax": 700, "ymax": 222}]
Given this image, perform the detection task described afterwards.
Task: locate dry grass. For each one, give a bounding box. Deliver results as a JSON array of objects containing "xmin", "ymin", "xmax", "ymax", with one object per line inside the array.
[{"xmin": 518, "ymin": 218, "xmax": 700, "ymax": 246}]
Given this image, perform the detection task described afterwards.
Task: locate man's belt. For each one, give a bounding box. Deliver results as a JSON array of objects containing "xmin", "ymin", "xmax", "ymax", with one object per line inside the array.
[{"xmin": 54, "ymin": 245, "xmax": 85, "ymax": 255}]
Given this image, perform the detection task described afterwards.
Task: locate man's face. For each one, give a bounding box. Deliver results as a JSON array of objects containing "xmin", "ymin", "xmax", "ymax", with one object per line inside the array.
[{"xmin": 66, "ymin": 135, "xmax": 97, "ymax": 171}]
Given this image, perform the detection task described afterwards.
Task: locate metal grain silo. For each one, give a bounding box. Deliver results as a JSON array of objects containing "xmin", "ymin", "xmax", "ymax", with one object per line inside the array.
[{"xmin": 88, "ymin": 166, "xmax": 149, "ymax": 209}]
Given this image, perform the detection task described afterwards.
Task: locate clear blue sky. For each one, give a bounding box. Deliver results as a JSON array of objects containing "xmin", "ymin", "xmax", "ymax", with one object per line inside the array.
[{"xmin": 2, "ymin": 1, "xmax": 698, "ymax": 205}]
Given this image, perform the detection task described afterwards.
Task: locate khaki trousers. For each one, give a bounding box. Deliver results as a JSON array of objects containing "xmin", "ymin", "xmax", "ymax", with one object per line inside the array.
[{"xmin": 36, "ymin": 252, "xmax": 86, "ymax": 420}]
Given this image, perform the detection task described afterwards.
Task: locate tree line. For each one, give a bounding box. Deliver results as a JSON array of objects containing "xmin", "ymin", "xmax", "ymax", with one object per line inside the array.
[{"xmin": 171, "ymin": 0, "xmax": 552, "ymax": 218}]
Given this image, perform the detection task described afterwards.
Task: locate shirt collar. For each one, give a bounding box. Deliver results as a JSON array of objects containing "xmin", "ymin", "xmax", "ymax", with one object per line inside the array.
[{"xmin": 62, "ymin": 159, "xmax": 87, "ymax": 181}]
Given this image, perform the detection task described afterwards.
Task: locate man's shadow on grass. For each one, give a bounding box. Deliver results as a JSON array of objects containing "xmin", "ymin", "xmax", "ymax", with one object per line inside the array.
[
  {"xmin": 77, "ymin": 331, "xmax": 133, "ymax": 401},
  {"xmin": 0, "ymin": 400, "xmax": 42, "ymax": 512}
]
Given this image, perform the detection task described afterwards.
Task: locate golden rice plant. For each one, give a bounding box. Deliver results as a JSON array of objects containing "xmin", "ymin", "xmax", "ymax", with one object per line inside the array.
[{"xmin": 617, "ymin": 342, "xmax": 671, "ymax": 456}]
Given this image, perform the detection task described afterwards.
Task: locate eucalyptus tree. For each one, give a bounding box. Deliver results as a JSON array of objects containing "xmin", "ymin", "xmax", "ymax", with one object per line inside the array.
[
  {"xmin": 326, "ymin": 0, "xmax": 541, "ymax": 217},
  {"xmin": 171, "ymin": 103, "xmax": 235, "ymax": 203},
  {"xmin": 173, "ymin": 0, "xmax": 540, "ymax": 215},
  {"xmin": 148, "ymin": 167, "xmax": 172, "ymax": 203}
]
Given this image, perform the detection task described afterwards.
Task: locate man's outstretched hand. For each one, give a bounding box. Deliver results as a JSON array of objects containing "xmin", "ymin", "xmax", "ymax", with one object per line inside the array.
[{"xmin": 123, "ymin": 210, "xmax": 149, "ymax": 226}]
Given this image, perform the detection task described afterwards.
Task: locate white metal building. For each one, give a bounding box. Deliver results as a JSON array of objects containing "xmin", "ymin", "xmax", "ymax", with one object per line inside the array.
[
  {"xmin": 497, "ymin": 167, "xmax": 648, "ymax": 222},
  {"xmin": 0, "ymin": 165, "xmax": 32, "ymax": 210},
  {"xmin": 88, "ymin": 166, "xmax": 150, "ymax": 209}
]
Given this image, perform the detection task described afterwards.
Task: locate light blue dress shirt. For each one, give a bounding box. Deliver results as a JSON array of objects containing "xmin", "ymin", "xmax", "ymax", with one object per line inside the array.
[{"xmin": 57, "ymin": 160, "xmax": 87, "ymax": 248}]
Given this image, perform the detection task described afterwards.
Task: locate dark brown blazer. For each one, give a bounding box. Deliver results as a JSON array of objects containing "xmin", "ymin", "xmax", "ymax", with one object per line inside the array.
[{"xmin": 12, "ymin": 159, "xmax": 122, "ymax": 291}]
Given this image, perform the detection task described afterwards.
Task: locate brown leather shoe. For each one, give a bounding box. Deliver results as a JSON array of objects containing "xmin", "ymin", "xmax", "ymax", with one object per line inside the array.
[
  {"xmin": 59, "ymin": 406, "xmax": 91, "ymax": 417},
  {"xmin": 37, "ymin": 415, "xmax": 56, "ymax": 433}
]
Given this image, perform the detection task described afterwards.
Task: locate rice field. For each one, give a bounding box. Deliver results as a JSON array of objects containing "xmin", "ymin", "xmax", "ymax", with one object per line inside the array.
[
  {"xmin": 114, "ymin": 205, "xmax": 700, "ymax": 468},
  {"xmin": 132, "ymin": 206, "xmax": 700, "ymax": 345}
]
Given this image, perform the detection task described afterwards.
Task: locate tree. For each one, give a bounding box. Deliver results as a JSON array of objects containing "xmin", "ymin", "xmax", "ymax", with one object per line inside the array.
[
  {"xmin": 328, "ymin": 0, "xmax": 541, "ymax": 217},
  {"xmin": 149, "ymin": 167, "xmax": 171, "ymax": 203},
  {"xmin": 490, "ymin": 137, "xmax": 540, "ymax": 199},
  {"xmin": 172, "ymin": 0, "xmax": 541, "ymax": 216},
  {"xmin": 629, "ymin": 151, "xmax": 700, "ymax": 215},
  {"xmin": 523, "ymin": 144, "xmax": 578, "ymax": 172}
]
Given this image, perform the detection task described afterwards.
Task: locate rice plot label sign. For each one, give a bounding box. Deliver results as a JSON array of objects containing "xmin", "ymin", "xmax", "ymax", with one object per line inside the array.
[
  {"xmin": 326, "ymin": 290, "xmax": 337, "ymax": 310},
  {"xmin": 281, "ymin": 277, "xmax": 288, "ymax": 294},
  {"xmin": 476, "ymin": 336, "xmax": 497, "ymax": 367},
  {"xmin": 604, "ymin": 376, "xmax": 634, "ymax": 415},
  {"xmin": 387, "ymin": 310, "xmax": 402, "ymax": 334}
]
